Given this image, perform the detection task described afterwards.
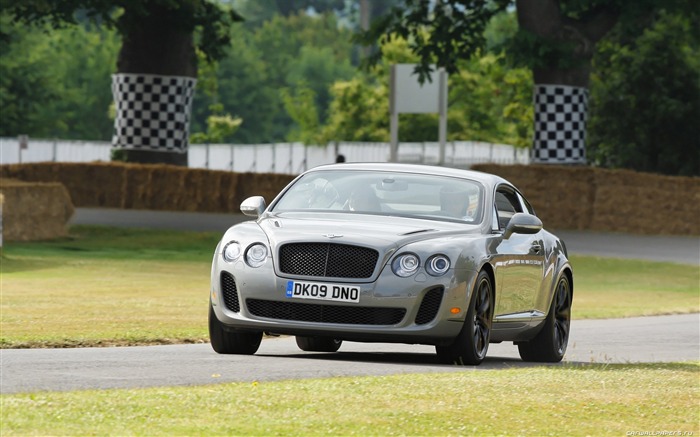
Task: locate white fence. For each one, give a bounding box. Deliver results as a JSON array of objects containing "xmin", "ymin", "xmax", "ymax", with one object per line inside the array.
[{"xmin": 0, "ymin": 138, "xmax": 529, "ymax": 174}]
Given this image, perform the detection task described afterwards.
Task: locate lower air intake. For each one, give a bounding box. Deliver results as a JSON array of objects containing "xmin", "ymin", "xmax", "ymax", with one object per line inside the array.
[
  {"xmin": 220, "ymin": 272, "xmax": 240, "ymax": 312},
  {"xmin": 414, "ymin": 287, "xmax": 444, "ymax": 325},
  {"xmin": 246, "ymin": 299, "xmax": 405, "ymax": 325}
]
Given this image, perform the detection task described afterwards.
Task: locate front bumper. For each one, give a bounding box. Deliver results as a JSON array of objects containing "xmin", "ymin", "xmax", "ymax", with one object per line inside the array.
[{"xmin": 210, "ymin": 259, "xmax": 478, "ymax": 345}]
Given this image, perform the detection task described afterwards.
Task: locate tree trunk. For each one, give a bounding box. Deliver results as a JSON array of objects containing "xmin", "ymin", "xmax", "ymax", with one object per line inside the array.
[
  {"xmin": 516, "ymin": 0, "xmax": 618, "ymax": 164},
  {"xmin": 111, "ymin": 3, "xmax": 198, "ymax": 166}
]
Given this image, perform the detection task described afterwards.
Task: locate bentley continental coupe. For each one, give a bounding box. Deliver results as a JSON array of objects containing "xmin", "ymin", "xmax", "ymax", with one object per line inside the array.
[{"xmin": 209, "ymin": 163, "xmax": 573, "ymax": 365}]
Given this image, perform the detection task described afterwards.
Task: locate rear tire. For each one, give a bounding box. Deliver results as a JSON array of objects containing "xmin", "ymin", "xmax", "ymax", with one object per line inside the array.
[
  {"xmin": 436, "ymin": 270, "xmax": 493, "ymax": 365},
  {"xmin": 209, "ymin": 305, "xmax": 262, "ymax": 355},
  {"xmin": 518, "ymin": 274, "xmax": 572, "ymax": 363},
  {"xmin": 295, "ymin": 336, "xmax": 342, "ymax": 352}
]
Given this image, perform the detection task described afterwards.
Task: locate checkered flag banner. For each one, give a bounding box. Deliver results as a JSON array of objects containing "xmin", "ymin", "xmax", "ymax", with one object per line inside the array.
[
  {"xmin": 111, "ymin": 73, "xmax": 197, "ymax": 153},
  {"xmin": 532, "ymin": 84, "xmax": 588, "ymax": 164}
]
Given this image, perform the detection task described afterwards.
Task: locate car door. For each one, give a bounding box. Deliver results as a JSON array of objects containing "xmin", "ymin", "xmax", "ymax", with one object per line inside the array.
[{"xmin": 491, "ymin": 185, "xmax": 546, "ymax": 319}]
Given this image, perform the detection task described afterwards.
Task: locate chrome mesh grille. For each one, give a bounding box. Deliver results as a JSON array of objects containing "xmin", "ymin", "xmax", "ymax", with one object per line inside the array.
[
  {"xmin": 279, "ymin": 243, "xmax": 379, "ymax": 279},
  {"xmin": 220, "ymin": 271, "xmax": 240, "ymax": 312},
  {"xmin": 246, "ymin": 299, "xmax": 405, "ymax": 325}
]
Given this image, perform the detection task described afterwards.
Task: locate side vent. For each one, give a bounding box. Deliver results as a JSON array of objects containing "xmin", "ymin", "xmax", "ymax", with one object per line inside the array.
[
  {"xmin": 415, "ymin": 287, "xmax": 444, "ymax": 325},
  {"xmin": 220, "ymin": 272, "xmax": 240, "ymax": 312}
]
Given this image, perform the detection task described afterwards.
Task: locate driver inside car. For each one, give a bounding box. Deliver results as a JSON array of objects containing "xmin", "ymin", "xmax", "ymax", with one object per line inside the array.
[
  {"xmin": 440, "ymin": 186, "xmax": 477, "ymax": 220},
  {"xmin": 345, "ymin": 186, "xmax": 381, "ymax": 212}
]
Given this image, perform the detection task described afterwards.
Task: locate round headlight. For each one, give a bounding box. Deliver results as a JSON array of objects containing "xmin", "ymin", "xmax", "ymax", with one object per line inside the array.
[
  {"xmin": 392, "ymin": 253, "xmax": 420, "ymax": 277},
  {"xmin": 426, "ymin": 254, "xmax": 450, "ymax": 276},
  {"xmin": 245, "ymin": 243, "xmax": 268, "ymax": 268},
  {"xmin": 222, "ymin": 241, "xmax": 242, "ymax": 263}
]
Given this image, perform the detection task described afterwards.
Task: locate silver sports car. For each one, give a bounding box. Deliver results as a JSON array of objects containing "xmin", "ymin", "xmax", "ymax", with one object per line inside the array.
[{"xmin": 209, "ymin": 163, "xmax": 573, "ymax": 365}]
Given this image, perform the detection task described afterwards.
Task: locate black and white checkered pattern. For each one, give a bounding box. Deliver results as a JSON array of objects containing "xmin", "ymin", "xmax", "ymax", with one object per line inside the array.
[
  {"xmin": 532, "ymin": 85, "xmax": 588, "ymax": 164},
  {"xmin": 111, "ymin": 73, "xmax": 197, "ymax": 153}
]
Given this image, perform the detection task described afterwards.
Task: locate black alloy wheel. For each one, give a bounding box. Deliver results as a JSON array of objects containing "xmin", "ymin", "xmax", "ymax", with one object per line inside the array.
[
  {"xmin": 518, "ymin": 274, "xmax": 572, "ymax": 362},
  {"xmin": 436, "ymin": 270, "xmax": 493, "ymax": 365}
]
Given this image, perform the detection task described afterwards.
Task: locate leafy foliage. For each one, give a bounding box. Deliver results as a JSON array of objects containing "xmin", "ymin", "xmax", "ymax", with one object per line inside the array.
[
  {"xmin": 0, "ymin": 0, "xmax": 243, "ymax": 63},
  {"xmin": 319, "ymin": 32, "xmax": 533, "ymax": 146},
  {"xmin": 0, "ymin": 17, "xmax": 119, "ymax": 139},
  {"xmin": 357, "ymin": 0, "xmax": 510, "ymax": 83},
  {"xmin": 588, "ymin": 12, "xmax": 700, "ymax": 176},
  {"xmin": 190, "ymin": 11, "xmax": 356, "ymax": 143}
]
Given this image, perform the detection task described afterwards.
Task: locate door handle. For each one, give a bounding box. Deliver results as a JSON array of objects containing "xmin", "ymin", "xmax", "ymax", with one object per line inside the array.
[{"xmin": 530, "ymin": 243, "xmax": 542, "ymax": 254}]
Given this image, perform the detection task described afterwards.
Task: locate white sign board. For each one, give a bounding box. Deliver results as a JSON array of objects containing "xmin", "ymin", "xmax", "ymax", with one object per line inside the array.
[
  {"xmin": 389, "ymin": 64, "xmax": 448, "ymax": 163},
  {"xmin": 391, "ymin": 64, "xmax": 441, "ymax": 114}
]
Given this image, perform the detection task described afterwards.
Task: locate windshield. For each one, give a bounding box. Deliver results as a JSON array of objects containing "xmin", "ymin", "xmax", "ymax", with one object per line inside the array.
[{"xmin": 271, "ymin": 170, "xmax": 484, "ymax": 224}]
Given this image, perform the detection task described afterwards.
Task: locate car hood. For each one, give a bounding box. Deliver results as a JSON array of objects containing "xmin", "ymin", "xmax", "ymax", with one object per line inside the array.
[{"xmin": 257, "ymin": 212, "xmax": 482, "ymax": 252}]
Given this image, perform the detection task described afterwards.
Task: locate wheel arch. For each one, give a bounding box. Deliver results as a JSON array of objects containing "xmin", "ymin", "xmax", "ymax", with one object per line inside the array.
[{"xmin": 479, "ymin": 261, "xmax": 496, "ymax": 303}]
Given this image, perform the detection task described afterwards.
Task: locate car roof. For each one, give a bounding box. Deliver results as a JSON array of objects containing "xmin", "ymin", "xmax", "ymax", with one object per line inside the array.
[{"xmin": 306, "ymin": 162, "xmax": 511, "ymax": 188}]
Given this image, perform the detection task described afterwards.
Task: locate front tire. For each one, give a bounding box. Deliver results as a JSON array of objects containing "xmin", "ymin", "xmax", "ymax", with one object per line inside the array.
[
  {"xmin": 518, "ymin": 274, "xmax": 572, "ymax": 363},
  {"xmin": 295, "ymin": 336, "xmax": 342, "ymax": 352},
  {"xmin": 209, "ymin": 304, "xmax": 262, "ymax": 355},
  {"xmin": 436, "ymin": 270, "xmax": 493, "ymax": 365}
]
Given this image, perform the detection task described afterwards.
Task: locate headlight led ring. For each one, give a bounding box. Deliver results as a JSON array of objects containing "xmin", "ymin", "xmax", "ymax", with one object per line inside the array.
[
  {"xmin": 392, "ymin": 253, "xmax": 420, "ymax": 277},
  {"xmin": 426, "ymin": 254, "xmax": 450, "ymax": 276},
  {"xmin": 222, "ymin": 241, "xmax": 242, "ymax": 263},
  {"xmin": 245, "ymin": 243, "xmax": 268, "ymax": 268}
]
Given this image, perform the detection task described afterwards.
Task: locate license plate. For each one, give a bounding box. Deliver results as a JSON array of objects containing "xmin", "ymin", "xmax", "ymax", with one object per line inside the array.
[{"xmin": 286, "ymin": 280, "xmax": 361, "ymax": 303}]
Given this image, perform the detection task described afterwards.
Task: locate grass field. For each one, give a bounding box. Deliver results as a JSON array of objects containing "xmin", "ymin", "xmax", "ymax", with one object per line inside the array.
[
  {"xmin": 1, "ymin": 225, "xmax": 698, "ymax": 348},
  {"xmin": 2, "ymin": 363, "xmax": 698, "ymax": 436},
  {"xmin": 1, "ymin": 226, "xmax": 698, "ymax": 436}
]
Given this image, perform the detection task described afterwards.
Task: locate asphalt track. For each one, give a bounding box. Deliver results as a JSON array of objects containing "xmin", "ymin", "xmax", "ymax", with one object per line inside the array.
[
  {"xmin": 2, "ymin": 314, "xmax": 699, "ymax": 394},
  {"xmin": 1, "ymin": 208, "xmax": 697, "ymax": 394}
]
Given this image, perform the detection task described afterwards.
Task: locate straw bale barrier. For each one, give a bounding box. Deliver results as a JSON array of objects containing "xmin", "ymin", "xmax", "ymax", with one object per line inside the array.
[
  {"xmin": 472, "ymin": 164, "xmax": 700, "ymax": 235},
  {"xmin": 0, "ymin": 178, "xmax": 75, "ymax": 241},
  {"xmin": 0, "ymin": 162, "xmax": 295, "ymax": 213},
  {"xmin": 2, "ymin": 162, "xmax": 697, "ymax": 235}
]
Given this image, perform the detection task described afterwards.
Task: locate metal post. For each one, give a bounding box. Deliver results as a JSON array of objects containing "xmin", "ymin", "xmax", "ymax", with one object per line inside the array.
[
  {"xmin": 271, "ymin": 143, "xmax": 276, "ymax": 173},
  {"xmin": 389, "ymin": 65, "xmax": 399, "ymax": 163},
  {"xmin": 438, "ymin": 68, "xmax": 447, "ymax": 166}
]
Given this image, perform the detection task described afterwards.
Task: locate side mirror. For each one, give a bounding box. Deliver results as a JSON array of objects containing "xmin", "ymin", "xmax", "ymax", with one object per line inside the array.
[
  {"xmin": 503, "ymin": 212, "xmax": 542, "ymax": 239},
  {"xmin": 240, "ymin": 196, "xmax": 266, "ymax": 217}
]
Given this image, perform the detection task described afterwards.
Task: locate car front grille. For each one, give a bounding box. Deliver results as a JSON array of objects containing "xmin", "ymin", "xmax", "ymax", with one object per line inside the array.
[
  {"xmin": 246, "ymin": 299, "xmax": 406, "ymax": 325},
  {"xmin": 414, "ymin": 287, "xmax": 444, "ymax": 325},
  {"xmin": 278, "ymin": 243, "xmax": 379, "ymax": 279},
  {"xmin": 220, "ymin": 272, "xmax": 240, "ymax": 312}
]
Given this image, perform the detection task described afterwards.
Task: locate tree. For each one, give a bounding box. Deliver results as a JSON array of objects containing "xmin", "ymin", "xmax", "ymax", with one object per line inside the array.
[
  {"xmin": 318, "ymin": 34, "xmax": 533, "ymax": 145},
  {"xmin": 0, "ymin": 15, "xmax": 119, "ymax": 140},
  {"xmin": 1, "ymin": 0, "xmax": 242, "ymax": 166},
  {"xmin": 360, "ymin": 0, "xmax": 696, "ymax": 167},
  {"xmin": 587, "ymin": 12, "xmax": 700, "ymax": 176}
]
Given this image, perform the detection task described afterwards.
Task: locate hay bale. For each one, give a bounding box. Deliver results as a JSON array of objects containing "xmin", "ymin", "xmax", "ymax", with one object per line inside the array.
[
  {"xmin": 475, "ymin": 164, "xmax": 700, "ymax": 235},
  {"xmin": 472, "ymin": 164, "xmax": 595, "ymax": 230},
  {"xmin": 0, "ymin": 178, "xmax": 74, "ymax": 241},
  {"xmin": 591, "ymin": 169, "xmax": 700, "ymax": 235}
]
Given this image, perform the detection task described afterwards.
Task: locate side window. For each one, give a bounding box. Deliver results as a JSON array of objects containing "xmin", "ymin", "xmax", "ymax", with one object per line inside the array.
[
  {"xmin": 518, "ymin": 193, "xmax": 536, "ymax": 216},
  {"xmin": 494, "ymin": 186, "xmax": 523, "ymax": 230}
]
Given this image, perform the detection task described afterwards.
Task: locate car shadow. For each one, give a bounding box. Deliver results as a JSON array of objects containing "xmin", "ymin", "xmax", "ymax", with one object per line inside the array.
[{"xmin": 256, "ymin": 349, "xmax": 568, "ymax": 370}]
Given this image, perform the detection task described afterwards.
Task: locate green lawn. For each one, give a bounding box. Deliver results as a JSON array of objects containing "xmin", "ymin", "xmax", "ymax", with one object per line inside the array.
[
  {"xmin": 2, "ymin": 363, "xmax": 698, "ymax": 436},
  {"xmin": 1, "ymin": 226, "xmax": 698, "ymax": 436},
  {"xmin": 1, "ymin": 225, "xmax": 698, "ymax": 347}
]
